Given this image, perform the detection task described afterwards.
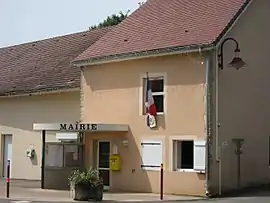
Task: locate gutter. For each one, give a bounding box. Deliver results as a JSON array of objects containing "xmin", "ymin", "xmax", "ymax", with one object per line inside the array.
[
  {"xmin": 0, "ymin": 87, "xmax": 79, "ymax": 98},
  {"xmin": 72, "ymin": 43, "xmax": 215, "ymax": 67}
]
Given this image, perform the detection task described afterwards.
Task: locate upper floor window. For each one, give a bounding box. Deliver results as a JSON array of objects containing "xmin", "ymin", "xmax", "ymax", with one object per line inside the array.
[{"xmin": 142, "ymin": 76, "xmax": 164, "ymax": 114}]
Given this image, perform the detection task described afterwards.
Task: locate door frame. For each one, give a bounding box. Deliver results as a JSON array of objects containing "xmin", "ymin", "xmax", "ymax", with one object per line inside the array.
[{"xmin": 97, "ymin": 140, "xmax": 111, "ymax": 190}]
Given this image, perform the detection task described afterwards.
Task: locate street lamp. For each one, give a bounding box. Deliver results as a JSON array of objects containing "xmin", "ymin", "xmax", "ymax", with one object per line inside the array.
[{"xmin": 218, "ymin": 37, "xmax": 246, "ymax": 70}]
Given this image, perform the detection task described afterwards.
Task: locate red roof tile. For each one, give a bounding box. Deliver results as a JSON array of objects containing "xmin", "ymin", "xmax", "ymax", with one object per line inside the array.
[
  {"xmin": 74, "ymin": 0, "xmax": 249, "ymax": 63},
  {"xmin": 0, "ymin": 27, "xmax": 111, "ymax": 96}
]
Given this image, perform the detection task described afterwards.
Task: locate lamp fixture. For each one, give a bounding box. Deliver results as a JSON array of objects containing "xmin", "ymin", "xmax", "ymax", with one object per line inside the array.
[{"xmin": 218, "ymin": 37, "xmax": 246, "ymax": 70}]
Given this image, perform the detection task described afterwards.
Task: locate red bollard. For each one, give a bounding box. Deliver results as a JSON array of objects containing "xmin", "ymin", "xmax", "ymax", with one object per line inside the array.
[
  {"xmin": 6, "ymin": 160, "xmax": 10, "ymax": 198},
  {"xmin": 160, "ymin": 163, "xmax": 164, "ymax": 200}
]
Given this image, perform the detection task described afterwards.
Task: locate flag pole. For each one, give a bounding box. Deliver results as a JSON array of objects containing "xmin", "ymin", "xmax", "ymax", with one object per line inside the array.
[{"xmin": 145, "ymin": 72, "xmax": 149, "ymax": 113}]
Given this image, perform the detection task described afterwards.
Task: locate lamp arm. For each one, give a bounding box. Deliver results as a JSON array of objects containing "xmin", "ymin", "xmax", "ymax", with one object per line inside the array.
[{"xmin": 218, "ymin": 38, "xmax": 240, "ymax": 69}]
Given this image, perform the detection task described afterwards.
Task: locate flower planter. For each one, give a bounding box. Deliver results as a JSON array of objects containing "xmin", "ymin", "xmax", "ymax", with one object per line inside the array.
[
  {"xmin": 89, "ymin": 184, "xmax": 104, "ymax": 201},
  {"xmin": 73, "ymin": 183, "xmax": 103, "ymax": 201},
  {"xmin": 69, "ymin": 168, "xmax": 103, "ymax": 201},
  {"xmin": 74, "ymin": 183, "xmax": 90, "ymax": 201}
]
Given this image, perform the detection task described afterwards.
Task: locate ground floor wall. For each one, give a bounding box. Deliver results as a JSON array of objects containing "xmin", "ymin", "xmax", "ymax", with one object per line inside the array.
[
  {"xmin": 0, "ymin": 91, "xmax": 80, "ymax": 180},
  {"xmin": 0, "ymin": 128, "xmax": 58, "ymax": 180},
  {"xmin": 84, "ymin": 132, "xmax": 206, "ymax": 196}
]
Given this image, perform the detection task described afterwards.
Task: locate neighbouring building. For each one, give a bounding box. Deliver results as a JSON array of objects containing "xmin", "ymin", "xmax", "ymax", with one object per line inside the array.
[{"xmin": 0, "ymin": 27, "xmax": 111, "ymax": 181}]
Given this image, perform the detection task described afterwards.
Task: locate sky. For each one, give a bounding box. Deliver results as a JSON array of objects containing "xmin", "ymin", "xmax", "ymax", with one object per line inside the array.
[{"xmin": 0, "ymin": 0, "xmax": 141, "ymax": 48}]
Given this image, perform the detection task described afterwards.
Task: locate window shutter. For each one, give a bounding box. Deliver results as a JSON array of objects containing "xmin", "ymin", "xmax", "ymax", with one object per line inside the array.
[
  {"xmin": 193, "ymin": 140, "xmax": 206, "ymax": 173},
  {"xmin": 141, "ymin": 140, "xmax": 162, "ymax": 171}
]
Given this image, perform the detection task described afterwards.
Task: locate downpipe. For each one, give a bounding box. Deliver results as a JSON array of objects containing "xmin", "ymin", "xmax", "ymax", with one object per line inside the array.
[
  {"xmin": 204, "ymin": 53, "xmax": 211, "ymax": 197},
  {"xmin": 204, "ymin": 51, "xmax": 222, "ymax": 197},
  {"xmin": 215, "ymin": 51, "xmax": 222, "ymax": 196}
]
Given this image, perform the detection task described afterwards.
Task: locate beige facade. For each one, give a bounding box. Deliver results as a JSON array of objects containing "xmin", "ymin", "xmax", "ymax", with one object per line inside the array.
[
  {"xmin": 209, "ymin": 0, "xmax": 270, "ymax": 194},
  {"xmin": 0, "ymin": 91, "xmax": 80, "ymax": 180},
  {"xmin": 81, "ymin": 0, "xmax": 270, "ymax": 196},
  {"xmin": 82, "ymin": 54, "xmax": 207, "ymax": 196}
]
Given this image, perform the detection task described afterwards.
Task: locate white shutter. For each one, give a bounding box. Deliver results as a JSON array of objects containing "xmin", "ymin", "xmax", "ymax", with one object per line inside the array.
[
  {"xmin": 193, "ymin": 140, "xmax": 206, "ymax": 173},
  {"xmin": 141, "ymin": 140, "xmax": 162, "ymax": 171}
]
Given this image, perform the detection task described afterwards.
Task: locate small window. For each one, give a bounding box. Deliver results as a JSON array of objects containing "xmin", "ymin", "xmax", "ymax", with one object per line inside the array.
[
  {"xmin": 173, "ymin": 140, "xmax": 194, "ymax": 170},
  {"xmin": 45, "ymin": 144, "xmax": 64, "ymax": 167},
  {"xmin": 142, "ymin": 76, "xmax": 164, "ymax": 114},
  {"xmin": 64, "ymin": 145, "xmax": 80, "ymax": 167},
  {"xmin": 173, "ymin": 140, "xmax": 206, "ymax": 172}
]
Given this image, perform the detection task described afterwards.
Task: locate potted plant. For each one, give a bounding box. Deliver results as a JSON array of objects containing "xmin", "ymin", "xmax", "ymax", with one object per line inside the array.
[{"xmin": 69, "ymin": 167, "xmax": 103, "ymax": 201}]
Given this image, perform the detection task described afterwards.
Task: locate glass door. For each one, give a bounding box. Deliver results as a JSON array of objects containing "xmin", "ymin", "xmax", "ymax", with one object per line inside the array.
[{"xmin": 97, "ymin": 141, "xmax": 110, "ymax": 190}]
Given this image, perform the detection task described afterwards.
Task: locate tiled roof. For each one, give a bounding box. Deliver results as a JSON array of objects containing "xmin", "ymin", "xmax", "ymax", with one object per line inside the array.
[
  {"xmin": 74, "ymin": 0, "xmax": 249, "ymax": 63},
  {"xmin": 0, "ymin": 27, "xmax": 111, "ymax": 96}
]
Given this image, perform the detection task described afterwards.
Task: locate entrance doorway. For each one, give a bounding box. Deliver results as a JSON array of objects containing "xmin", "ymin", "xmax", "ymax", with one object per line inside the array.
[
  {"xmin": 2, "ymin": 134, "xmax": 12, "ymax": 177},
  {"xmin": 97, "ymin": 141, "xmax": 110, "ymax": 190}
]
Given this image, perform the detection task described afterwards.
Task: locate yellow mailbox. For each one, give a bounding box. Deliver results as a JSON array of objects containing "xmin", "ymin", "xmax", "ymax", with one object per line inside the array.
[{"xmin": 109, "ymin": 154, "xmax": 121, "ymax": 171}]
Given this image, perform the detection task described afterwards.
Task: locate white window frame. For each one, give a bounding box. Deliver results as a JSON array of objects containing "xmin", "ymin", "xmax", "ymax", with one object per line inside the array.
[
  {"xmin": 169, "ymin": 136, "xmax": 206, "ymax": 173},
  {"xmin": 139, "ymin": 72, "xmax": 167, "ymax": 116},
  {"xmin": 173, "ymin": 140, "xmax": 195, "ymax": 172}
]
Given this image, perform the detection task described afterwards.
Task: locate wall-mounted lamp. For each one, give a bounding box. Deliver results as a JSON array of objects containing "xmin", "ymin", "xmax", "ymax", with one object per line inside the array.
[
  {"xmin": 122, "ymin": 140, "xmax": 129, "ymax": 147},
  {"xmin": 218, "ymin": 37, "xmax": 246, "ymax": 70}
]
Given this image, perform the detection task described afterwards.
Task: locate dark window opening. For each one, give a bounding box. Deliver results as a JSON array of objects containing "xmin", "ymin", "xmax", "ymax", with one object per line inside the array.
[
  {"xmin": 150, "ymin": 79, "xmax": 164, "ymax": 92},
  {"xmin": 153, "ymin": 95, "xmax": 164, "ymax": 113},
  {"xmin": 181, "ymin": 141, "xmax": 194, "ymax": 169},
  {"xmin": 174, "ymin": 140, "xmax": 194, "ymax": 170}
]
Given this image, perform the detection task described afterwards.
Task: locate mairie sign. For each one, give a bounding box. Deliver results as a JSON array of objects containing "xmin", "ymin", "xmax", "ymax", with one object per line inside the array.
[{"xmin": 60, "ymin": 123, "xmax": 98, "ymax": 131}]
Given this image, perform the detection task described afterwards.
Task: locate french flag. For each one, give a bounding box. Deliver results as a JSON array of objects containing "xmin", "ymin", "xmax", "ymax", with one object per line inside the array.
[{"xmin": 145, "ymin": 75, "xmax": 157, "ymax": 126}]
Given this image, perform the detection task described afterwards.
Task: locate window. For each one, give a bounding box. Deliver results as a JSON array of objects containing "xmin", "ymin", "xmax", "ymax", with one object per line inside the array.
[
  {"xmin": 45, "ymin": 143, "xmax": 83, "ymax": 168},
  {"xmin": 143, "ymin": 76, "xmax": 164, "ymax": 114},
  {"xmin": 173, "ymin": 140, "xmax": 206, "ymax": 172},
  {"xmin": 45, "ymin": 144, "xmax": 64, "ymax": 167},
  {"xmin": 64, "ymin": 145, "xmax": 80, "ymax": 167},
  {"xmin": 141, "ymin": 140, "xmax": 163, "ymax": 171}
]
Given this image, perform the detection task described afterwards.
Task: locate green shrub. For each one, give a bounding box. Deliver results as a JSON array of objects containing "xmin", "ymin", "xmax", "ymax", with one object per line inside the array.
[{"xmin": 69, "ymin": 167, "xmax": 103, "ymax": 187}]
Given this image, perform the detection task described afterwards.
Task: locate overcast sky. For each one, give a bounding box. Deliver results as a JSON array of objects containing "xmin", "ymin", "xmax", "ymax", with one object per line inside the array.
[{"xmin": 0, "ymin": 0, "xmax": 141, "ymax": 48}]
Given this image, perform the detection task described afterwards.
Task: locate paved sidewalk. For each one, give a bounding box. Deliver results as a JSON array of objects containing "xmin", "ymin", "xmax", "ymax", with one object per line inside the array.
[
  {"xmin": 0, "ymin": 179, "xmax": 204, "ymax": 202},
  {"xmin": 0, "ymin": 188, "xmax": 204, "ymax": 202}
]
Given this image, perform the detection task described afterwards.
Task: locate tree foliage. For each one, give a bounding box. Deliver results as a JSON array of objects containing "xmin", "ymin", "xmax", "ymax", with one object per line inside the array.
[
  {"xmin": 138, "ymin": 1, "xmax": 146, "ymax": 6},
  {"xmin": 89, "ymin": 11, "xmax": 130, "ymax": 30}
]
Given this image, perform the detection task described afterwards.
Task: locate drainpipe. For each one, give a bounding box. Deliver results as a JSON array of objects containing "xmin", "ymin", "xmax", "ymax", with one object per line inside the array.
[
  {"xmin": 41, "ymin": 130, "xmax": 46, "ymax": 189},
  {"xmin": 214, "ymin": 51, "xmax": 222, "ymax": 196},
  {"xmin": 204, "ymin": 53, "xmax": 211, "ymax": 197}
]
